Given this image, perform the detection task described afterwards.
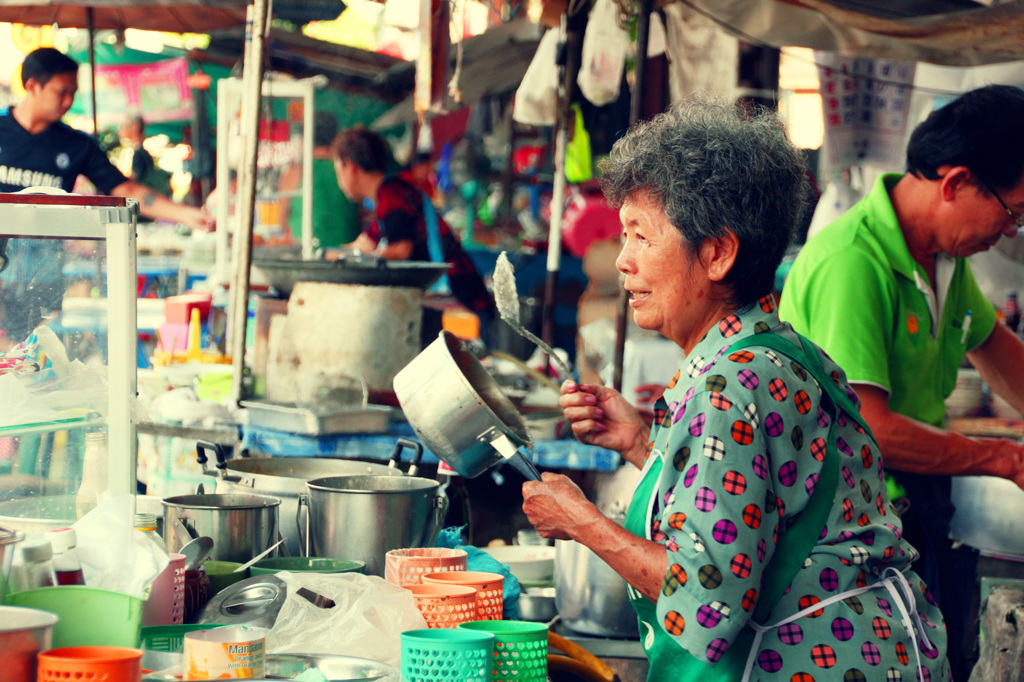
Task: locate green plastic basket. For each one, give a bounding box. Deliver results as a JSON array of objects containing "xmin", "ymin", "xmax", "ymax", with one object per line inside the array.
[
  {"xmin": 6, "ymin": 586, "xmax": 142, "ymax": 649},
  {"xmin": 139, "ymin": 623, "xmax": 229, "ymax": 652},
  {"xmin": 401, "ymin": 628, "xmax": 495, "ymax": 682},
  {"xmin": 458, "ymin": 621, "xmax": 549, "ymax": 682}
]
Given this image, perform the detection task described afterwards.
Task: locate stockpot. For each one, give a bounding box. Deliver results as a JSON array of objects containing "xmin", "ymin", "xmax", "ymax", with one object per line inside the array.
[
  {"xmin": 0, "ymin": 605, "xmax": 58, "ymax": 682},
  {"xmin": 394, "ymin": 330, "xmax": 540, "ymax": 481},
  {"xmin": 301, "ymin": 474, "xmax": 447, "ymax": 577},
  {"xmin": 554, "ymin": 510, "xmax": 639, "ymax": 639},
  {"xmin": 163, "ymin": 493, "xmax": 282, "ymax": 563},
  {"xmin": 196, "ymin": 440, "xmax": 423, "ymax": 557}
]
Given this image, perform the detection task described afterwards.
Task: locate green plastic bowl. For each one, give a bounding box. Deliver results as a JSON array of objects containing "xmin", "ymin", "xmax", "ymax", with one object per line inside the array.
[
  {"xmin": 249, "ymin": 557, "xmax": 365, "ymax": 576},
  {"xmin": 6, "ymin": 586, "xmax": 142, "ymax": 649},
  {"xmin": 202, "ymin": 560, "xmax": 249, "ymax": 594}
]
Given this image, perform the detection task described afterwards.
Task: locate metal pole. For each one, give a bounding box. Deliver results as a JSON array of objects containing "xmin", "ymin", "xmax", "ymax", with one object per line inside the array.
[
  {"xmin": 612, "ymin": 0, "xmax": 653, "ymax": 392},
  {"xmin": 87, "ymin": 8, "xmax": 98, "ymax": 140},
  {"xmin": 230, "ymin": 0, "xmax": 269, "ymax": 404}
]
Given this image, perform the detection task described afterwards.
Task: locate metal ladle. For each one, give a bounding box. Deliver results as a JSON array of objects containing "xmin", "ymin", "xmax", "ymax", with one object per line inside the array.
[{"xmin": 493, "ymin": 251, "xmax": 572, "ymax": 380}]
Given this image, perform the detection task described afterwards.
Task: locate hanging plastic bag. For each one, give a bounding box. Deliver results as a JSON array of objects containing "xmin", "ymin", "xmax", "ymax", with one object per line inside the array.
[
  {"xmin": 577, "ymin": 0, "xmax": 630, "ymax": 106},
  {"xmin": 564, "ymin": 104, "xmax": 593, "ymax": 184},
  {"xmin": 514, "ymin": 29, "xmax": 560, "ymax": 126}
]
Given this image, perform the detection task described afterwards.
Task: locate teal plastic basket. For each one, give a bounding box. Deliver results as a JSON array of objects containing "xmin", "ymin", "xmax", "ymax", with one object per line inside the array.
[
  {"xmin": 459, "ymin": 620, "xmax": 549, "ymax": 682},
  {"xmin": 401, "ymin": 628, "xmax": 495, "ymax": 682}
]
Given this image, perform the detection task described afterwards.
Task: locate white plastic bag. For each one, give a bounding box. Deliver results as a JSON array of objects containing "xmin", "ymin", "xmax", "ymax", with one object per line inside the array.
[
  {"xmin": 514, "ymin": 29, "xmax": 560, "ymax": 126},
  {"xmin": 577, "ymin": 0, "xmax": 630, "ymax": 106},
  {"xmin": 267, "ymin": 572, "xmax": 427, "ymax": 666}
]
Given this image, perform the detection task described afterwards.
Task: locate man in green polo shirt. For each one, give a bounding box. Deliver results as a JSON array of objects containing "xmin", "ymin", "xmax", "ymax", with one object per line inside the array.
[{"xmin": 779, "ymin": 84, "xmax": 1024, "ymax": 680}]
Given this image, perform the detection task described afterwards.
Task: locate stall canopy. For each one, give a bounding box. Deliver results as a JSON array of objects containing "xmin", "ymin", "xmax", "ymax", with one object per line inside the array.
[{"xmin": 676, "ymin": 0, "xmax": 1024, "ymax": 66}]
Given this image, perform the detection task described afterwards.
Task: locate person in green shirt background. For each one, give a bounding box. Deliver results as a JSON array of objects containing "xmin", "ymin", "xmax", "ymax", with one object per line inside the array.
[
  {"xmin": 779, "ymin": 84, "xmax": 1024, "ymax": 680},
  {"xmin": 278, "ymin": 110, "xmax": 361, "ymax": 250}
]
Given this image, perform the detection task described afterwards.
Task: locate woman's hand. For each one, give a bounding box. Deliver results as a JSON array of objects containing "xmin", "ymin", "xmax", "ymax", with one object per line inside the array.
[
  {"xmin": 522, "ymin": 472, "xmax": 601, "ymax": 541},
  {"xmin": 560, "ymin": 381, "xmax": 649, "ymax": 467}
]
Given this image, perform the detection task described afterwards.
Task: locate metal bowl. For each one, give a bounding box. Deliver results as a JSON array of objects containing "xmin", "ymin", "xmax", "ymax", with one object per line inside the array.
[{"xmin": 252, "ymin": 257, "xmax": 449, "ymax": 296}]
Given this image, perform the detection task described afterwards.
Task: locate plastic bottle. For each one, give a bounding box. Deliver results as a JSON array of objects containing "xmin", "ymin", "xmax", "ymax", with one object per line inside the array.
[
  {"xmin": 135, "ymin": 513, "xmax": 169, "ymax": 556},
  {"xmin": 48, "ymin": 528, "xmax": 86, "ymax": 585},
  {"xmin": 1003, "ymin": 290, "xmax": 1021, "ymax": 333},
  {"xmin": 19, "ymin": 541, "xmax": 56, "ymax": 590},
  {"xmin": 76, "ymin": 431, "xmax": 109, "ymax": 520}
]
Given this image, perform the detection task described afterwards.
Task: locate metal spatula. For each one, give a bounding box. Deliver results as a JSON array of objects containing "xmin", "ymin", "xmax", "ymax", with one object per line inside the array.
[{"xmin": 493, "ymin": 251, "xmax": 572, "ymax": 379}]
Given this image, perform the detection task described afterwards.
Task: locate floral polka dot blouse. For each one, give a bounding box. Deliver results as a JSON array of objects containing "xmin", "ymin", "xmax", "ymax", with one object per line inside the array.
[{"xmin": 641, "ymin": 296, "xmax": 951, "ymax": 681}]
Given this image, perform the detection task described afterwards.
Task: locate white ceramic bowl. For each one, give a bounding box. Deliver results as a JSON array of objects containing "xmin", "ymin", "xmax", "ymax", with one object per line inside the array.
[{"xmin": 482, "ymin": 545, "xmax": 556, "ymax": 582}]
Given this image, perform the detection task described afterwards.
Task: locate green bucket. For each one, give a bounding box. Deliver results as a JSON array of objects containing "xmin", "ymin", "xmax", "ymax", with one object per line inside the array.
[
  {"xmin": 458, "ymin": 620, "xmax": 549, "ymax": 682},
  {"xmin": 248, "ymin": 557, "xmax": 365, "ymax": 576},
  {"xmin": 6, "ymin": 586, "xmax": 143, "ymax": 649},
  {"xmin": 202, "ymin": 560, "xmax": 249, "ymax": 594},
  {"xmin": 401, "ymin": 628, "xmax": 495, "ymax": 682}
]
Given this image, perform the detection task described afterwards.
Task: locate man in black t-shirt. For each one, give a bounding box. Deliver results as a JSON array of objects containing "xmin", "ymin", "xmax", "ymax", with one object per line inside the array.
[{"xmin": 0, "ymin": 48, "xmax": 212, "ymax": 230}]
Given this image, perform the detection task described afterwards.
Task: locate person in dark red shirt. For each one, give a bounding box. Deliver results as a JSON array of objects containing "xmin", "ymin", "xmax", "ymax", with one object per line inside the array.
[{"xmin": 334, "ymin": 127, "xmax": 494, "ymax": 342}]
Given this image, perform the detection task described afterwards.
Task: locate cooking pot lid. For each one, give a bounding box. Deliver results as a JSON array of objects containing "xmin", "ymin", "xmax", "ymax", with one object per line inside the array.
[{"xmin": 198, "ymin": 575, "xmax": 287, "ymax": 629}]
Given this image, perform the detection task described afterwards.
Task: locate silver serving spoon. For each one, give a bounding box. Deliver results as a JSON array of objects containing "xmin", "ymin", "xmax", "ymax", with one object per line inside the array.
[{"xmin": 493, "ymin": 251, "xmax": 572, "ymax": 380}]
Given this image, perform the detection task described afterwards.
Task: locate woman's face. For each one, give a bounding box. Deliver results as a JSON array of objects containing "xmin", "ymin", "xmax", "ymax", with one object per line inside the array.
[{"xmin": 615, "ymin": 195, "xmax": 716, "ymax": 352}]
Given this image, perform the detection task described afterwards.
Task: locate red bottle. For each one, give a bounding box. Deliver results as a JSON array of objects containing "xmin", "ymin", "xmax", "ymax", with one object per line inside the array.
[{"xmin": 49, "ymin": 528, "xmax": 86, "ymax": 586}]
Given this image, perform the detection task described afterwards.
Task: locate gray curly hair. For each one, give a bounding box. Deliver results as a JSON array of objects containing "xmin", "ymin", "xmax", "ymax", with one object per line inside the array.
[{"xmin": 600, "ymin": 94, "xmax": 808, "ymax": 306}]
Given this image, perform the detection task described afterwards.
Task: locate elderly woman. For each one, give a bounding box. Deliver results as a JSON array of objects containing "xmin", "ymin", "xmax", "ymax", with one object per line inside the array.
[{"xmin": 522, "ymin": 97, "xmax": 950, "ymax": 681}]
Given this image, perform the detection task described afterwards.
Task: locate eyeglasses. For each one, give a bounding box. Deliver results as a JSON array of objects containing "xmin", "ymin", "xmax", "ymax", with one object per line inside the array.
[{"xmin": 978, "ymin": 177, "xmax": 1024, "ymax": 231}]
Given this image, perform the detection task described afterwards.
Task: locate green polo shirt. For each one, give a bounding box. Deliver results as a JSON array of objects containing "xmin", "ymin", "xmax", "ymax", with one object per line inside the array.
[{"xmin": 778, "ymin": 172, "xmax": 996, "ymax": 428}]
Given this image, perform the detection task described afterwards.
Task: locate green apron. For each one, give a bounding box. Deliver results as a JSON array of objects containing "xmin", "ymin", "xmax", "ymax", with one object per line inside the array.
[{"xmin": 624, "ymin": 332, "xmax": 874, "ymax": 682}]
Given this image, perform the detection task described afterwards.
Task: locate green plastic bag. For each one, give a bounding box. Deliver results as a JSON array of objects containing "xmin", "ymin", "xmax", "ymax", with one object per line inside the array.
[{"xmin": 565, "ymin": 104, "xmax": 592, "ymax": 183}]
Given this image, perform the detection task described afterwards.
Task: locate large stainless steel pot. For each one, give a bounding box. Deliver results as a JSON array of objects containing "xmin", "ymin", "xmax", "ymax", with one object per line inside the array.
[
  {"xmin": 163, "ymin": 493, "xmax": 282, "ymax": 563},
  {"xmin": 0, "ymin": 605, "xmax": 58, "ymax": 682},
  {"xmin": 554, "ymin": 512, "xmax": 639, "ymax": 639},
  {"xmin": 394, "ymin": 330, "xmax": 540, "ymax": 481},
  {"xmin": 302, "ymin": 474, "xmax": 447, "ymax": 577},
  {"xmin": 196, "ymin": 440, "xmax": 423, "ymax": 557}
]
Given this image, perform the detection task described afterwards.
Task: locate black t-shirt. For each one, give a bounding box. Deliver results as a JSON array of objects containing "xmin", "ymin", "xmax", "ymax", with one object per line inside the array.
[{"xmin": 0, "ymin": 107, "xmax": 127, "ymax": 194}]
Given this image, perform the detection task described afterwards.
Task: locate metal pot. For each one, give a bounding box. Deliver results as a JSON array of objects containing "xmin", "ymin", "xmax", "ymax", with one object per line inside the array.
[
  {"xmin": 196, "ymin": 440, "xmax": 422, "ymax": 557},
  {"xmin": 163, "ymin": 493, "xmax": 282, "ymax": 564},
  {"xmin": 554, "ymin": 512, "xmax": 639, "ymax": 639},
  {"xmin": 301, "ymin": 475, "xmax": 447, "ymax": 577},
  {"xmin": 0, "ymin": 605, "xmax": 58, "ymax": 682},
  {"xmin": 950, "ymin": 475, "xmax": 1024, "ymax": 557},
  {"xmin": 394, "ymin": 330, "xmax": 540, "ymax": 480},
  {"xmin": 0, "ymin": 525, "xmax": 23, "ymax": 603}
]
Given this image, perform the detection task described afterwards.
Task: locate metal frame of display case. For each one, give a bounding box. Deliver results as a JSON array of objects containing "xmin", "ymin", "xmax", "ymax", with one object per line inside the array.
[
  {"xmin": 0, "ymin": 194, "xmax": 138, "ymax": 496},
  {"xmin": 213, "ymin": 76, "xmax": 325, "ymax": 287}
]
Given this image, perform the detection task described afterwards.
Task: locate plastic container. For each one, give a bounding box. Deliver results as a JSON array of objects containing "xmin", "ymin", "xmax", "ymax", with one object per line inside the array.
[
  {"xmin": 459, "ymin": 620, "xmax": 549, "ymax": 682},
  {"xmin": 249, "ymin": 556, "xmax": 365, "ymax": 576},
  {"xmin": 401, "ymin": 628, "xmax": 495, "ymax": 682},
  {"xmin": 17, "ymin": 540, "xmax": 56, "ymax": 591},
  {"xmin": 76, "ymin": 431, "xmax": 109, "ymax": 520},
  {"xmin": 385, "ymin": 548, "xmax": 468, "ymax": 587},
  {"xmin": 142, "ymin": 553, "xmax": 186, "ymax": 627},
  {"xmin": 203, "ymin": 560, "xmax": 250, "ymax": 594},
  {"xmin": 406, "ymin": 583, "xmax": 479, "ymax": 628},
  {"xmin": 423, "ymin": 571, "xmax": 505, "ymax": 620},
  {"xmin": 37, "ymin": 645, "xmax": 143, "ymax": 682},
  {"xmin": 7, "ymin": 586, "xmax": 144, "ymax": 648},
  {"xmin": 48, "ymin": 528, "xmax": 86, "ymax": 585}
]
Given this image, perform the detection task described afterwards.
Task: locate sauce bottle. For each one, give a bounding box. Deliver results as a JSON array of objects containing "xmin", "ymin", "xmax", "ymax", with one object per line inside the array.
[{"xmin": 49, "ymin": 528, "xmax": 86, "ymax": 585}]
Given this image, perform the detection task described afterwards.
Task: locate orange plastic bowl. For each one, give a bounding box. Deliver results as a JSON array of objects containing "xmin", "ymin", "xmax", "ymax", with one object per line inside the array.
[{"xmin": 38, "ymin": 645, "xmax": 143, "ymax": 682}]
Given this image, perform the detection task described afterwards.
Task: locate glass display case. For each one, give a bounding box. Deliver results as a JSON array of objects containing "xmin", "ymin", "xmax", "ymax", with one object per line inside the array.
[{"xmin": 0, "ymin": 194, "xmax": 138, "ymax": 534}]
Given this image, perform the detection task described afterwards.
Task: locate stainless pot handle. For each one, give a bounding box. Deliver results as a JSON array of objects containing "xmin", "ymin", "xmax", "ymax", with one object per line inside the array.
[
  {"xmin": 297, "ymin": 493, "xmax": 310, "ymax": 558},
  {"xmin": 388, "ymin": 438, "xmax": 424, "ymax": 477},
  {"xmin": 195, "ymin": 440, "xmax": 241, "ymax": 483}
]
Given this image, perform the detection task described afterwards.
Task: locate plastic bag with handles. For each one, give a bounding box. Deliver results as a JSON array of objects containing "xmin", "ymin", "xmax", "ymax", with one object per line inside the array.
[{"xmin": 267, "ymin": 572, "xmax": 427, "ymax": 667}]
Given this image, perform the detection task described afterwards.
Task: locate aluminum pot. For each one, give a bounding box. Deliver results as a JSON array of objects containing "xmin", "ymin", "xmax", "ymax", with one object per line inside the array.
[
  {"xmin": 394, "ymin": 330, "xmax": 540, "ymax": 481},
  {"xmin": 196, "ymin": 440, "xmax": 422, "ymax": 557},
  {"xmin": 950, "ymin": 475, "xmax": 1024, "ymax": 557},
  {"xmin": 0, "ymin": 605, "xmax": 58, "ymax": 682},
  {"xmin": 301, "ymin": 475, "xmax": 447, "ymax": 577},
  {"xmin": 163, "ymin": 493, "xmax": 282, "ymax": 564},
  {"xmin": 554, "ymin": 512, "xmax": 639, "ymax": 639}
]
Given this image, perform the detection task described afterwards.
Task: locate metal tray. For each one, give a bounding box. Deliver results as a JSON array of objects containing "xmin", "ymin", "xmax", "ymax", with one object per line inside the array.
[
  {"xmin": 252, "ymin": 256, "xmax": 449, "ymax": 296},
  {"xmin": 241, "ymin": 400, "xmax": 393, "ymax": 435}
]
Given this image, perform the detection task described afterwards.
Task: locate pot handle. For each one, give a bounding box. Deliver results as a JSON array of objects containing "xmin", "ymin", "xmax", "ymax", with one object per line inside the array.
[
  {"xmin": 388, "ymin": 438, "xmax": 424, "ymax": 477},
  {"xmin": 196, "ymin": 440, "xmax": 242, "ymax": 483},
  {"xmin": 297, "ymin": 493, "xmax": 310, "ymax": 558}
]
